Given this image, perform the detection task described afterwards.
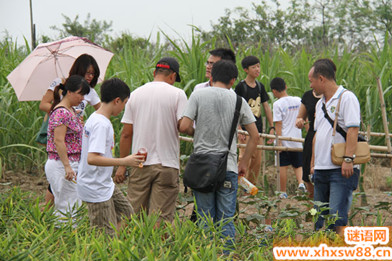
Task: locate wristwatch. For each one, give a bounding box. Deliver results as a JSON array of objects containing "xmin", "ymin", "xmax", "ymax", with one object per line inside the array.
[{"xmin": 343, "ymin": 155, "xmax": 355, "ymax": 163}]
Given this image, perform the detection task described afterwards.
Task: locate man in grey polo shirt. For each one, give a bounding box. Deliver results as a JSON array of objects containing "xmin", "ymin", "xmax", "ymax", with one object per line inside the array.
[
  {"xmin": 309, "ymin": 58, "xmax": 361, "ymax": 231},
  {"xmin": 180, "ymin": 60, "xmax": 258, "ymax": 252}
]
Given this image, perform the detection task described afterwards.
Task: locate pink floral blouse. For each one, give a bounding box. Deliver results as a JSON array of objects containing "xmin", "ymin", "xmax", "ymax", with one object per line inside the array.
[{"xmin": 46, "ymin": 107, "xmax": 83, "ymax": 162}]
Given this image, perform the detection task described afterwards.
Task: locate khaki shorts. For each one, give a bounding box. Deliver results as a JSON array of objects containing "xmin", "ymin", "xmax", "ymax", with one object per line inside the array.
[
  {"xmin": 127, "ymin": 164, "xmax": 179, "ymax": 222},
  {"xmin": 86, "ymin": 185, "xmax": 134, "ymax": 236}
]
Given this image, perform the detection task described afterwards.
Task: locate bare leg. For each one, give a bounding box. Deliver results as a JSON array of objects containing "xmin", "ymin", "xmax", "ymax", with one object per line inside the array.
[
  {"xmin": 247, "ymin": 137, "xmax": 262, "ymax": 185},
  {"xmin": 279, "ymin": 166, "xmax": 288, "ymax": 192},
  {"xmin": 44, "ymin": 189, "xmax": 54, "ymax": 207},
  {"xmin": 294, "ymin": 167, "xmax": 304, "ymax": 185}
]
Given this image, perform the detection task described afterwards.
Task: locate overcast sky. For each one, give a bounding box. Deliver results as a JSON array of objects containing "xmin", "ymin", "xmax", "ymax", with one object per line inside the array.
[{"xmin": 0, "ymin": 0, "xmax": 276, "ymax": 44}]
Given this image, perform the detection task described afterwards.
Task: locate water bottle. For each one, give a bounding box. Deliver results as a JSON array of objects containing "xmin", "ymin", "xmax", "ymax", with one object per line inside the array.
[{"xmin": 238, "ymin": 176, "xmax": 258, "ymax": 195}]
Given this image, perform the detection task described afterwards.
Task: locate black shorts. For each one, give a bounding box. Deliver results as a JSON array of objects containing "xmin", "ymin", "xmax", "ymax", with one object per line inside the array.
[{"xmin": 279, "ymin": 151, "xmax": 303, "ymax": 168}]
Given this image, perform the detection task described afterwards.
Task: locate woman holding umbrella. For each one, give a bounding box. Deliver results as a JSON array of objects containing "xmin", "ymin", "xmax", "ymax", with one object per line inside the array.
[
  {"xmin": 45, "ymin": 74, "xmax": 90, "ymax": 222},
  {"xmin": 39, "ymin": 54, "xmax": 101, "ymax": 113},
  {"xmin": 40, "ymin": 54, "xmax": 101, "ymax": 207}
]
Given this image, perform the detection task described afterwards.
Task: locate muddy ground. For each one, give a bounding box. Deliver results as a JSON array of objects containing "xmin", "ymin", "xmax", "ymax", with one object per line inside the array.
[{"xmin": 1, "ymin": 158, "xmax": 392, "ymax": 232}]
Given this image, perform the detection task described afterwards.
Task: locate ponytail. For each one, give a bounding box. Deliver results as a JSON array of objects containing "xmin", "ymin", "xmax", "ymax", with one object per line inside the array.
[
  {"xmin": 51, "ymin": 83, "xmax": 65, "ymax": 112},
  {"xmin": 50, "ymin": 75, "xmax": 90, "ymax": 112}
]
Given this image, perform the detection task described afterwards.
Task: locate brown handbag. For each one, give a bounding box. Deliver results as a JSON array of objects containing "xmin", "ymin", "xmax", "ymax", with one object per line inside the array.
[{"xmin": 329, "ymin": 90, "xmax": 370, "ymax": 165}]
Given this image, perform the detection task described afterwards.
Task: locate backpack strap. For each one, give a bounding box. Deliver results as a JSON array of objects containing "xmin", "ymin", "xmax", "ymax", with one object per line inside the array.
[
  {"xmin": 228, "ymin": 95, "xmax": 242, "ymax": 149},
  {"xmin": 240, "ymin": 80, "xmax": 247, "ymax": 97},
  {"xmin": 242, "ymin": 80, "xmax": 262, "ymax": 97},
  {"xmin": 255, "ymin": 81, "xmax": 262, "ymax": 94}
]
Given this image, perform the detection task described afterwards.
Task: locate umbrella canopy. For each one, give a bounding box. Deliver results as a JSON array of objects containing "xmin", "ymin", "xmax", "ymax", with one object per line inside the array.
[{"xmin": 7, "ymin": 36, "xmax": 114, "ymax": 101}]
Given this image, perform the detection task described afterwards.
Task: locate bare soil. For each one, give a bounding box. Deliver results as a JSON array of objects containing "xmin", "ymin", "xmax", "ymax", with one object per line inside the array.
[{"xmin": 1, "ymin": 158, "xmax": 392, "ymax": 231}]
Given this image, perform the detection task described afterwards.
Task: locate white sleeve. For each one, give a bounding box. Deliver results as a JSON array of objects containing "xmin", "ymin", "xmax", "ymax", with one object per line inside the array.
[
  {"xmin": 84, "ymin": 88, "xmax": 101, "ymax": 106},
  {"xmin": 341, "ymin": 92, "xmax": 360, "ymax": 128},
  {"xmin": 48, "ymin": 78, "xmax": 62, "ymax": 91},
  {"xmin": 176, "ymin": 90, "xmax": 188, "ymax": 121},
  {"xmin": 273, "ymin": 101, "xmax": 282, "ymax": 122}
]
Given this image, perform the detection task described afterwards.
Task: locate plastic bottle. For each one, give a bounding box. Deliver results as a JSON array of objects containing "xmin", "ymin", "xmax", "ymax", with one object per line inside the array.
[{"xmin": 238, "ymin": 176, "xmax": 258, "ymax": 195}]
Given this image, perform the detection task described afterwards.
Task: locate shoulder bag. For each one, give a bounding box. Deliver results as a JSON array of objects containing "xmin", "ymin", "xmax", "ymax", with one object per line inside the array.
[
  {"xmin": 183, "ymin": 95, "xmax": 242, "ymax": 193},
  {"xmin": 35, "ymin": 106, "xmax": 68, "ymax": 145},
  {"xmin": 325, "ymin": 90, "xmax": 370, "ymax": 165},
  {"xmin": 35, "ymin": 114, "xmax": 49, "ymax": 145}
]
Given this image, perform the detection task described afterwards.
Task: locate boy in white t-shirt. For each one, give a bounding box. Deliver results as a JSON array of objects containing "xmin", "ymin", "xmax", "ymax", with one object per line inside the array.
[
  {"xmin": 270, "ymin": 77, "xmax": 304, "ymax": 198},
  {"xmin": 77, "ymin": 78, "xmax": 144, "ymax": 236}
]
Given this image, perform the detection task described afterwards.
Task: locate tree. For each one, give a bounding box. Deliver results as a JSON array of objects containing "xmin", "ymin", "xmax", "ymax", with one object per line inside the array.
[
  {"xmin": 200, "ymin": 0, "xmax": 392, "ymax": 52},
  {"xmin": 50, "ymin": 13, "xmax": 112, "ymax": 45}
]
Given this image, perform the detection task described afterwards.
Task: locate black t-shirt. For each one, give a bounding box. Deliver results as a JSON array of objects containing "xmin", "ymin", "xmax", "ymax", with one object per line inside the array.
[
  {"xmin": 301, "ymin": 90, "xmax": 320, "ymax": 133},
  {"xmin": 235, "ymin": 80, "xmax": 270, "ymax": 132}
]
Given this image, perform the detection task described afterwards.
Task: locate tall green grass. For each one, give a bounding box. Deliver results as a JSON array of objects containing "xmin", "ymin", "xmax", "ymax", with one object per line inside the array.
[{"xmin": 1, "ymin": 33, "xmax": 392, "ymax": 172}]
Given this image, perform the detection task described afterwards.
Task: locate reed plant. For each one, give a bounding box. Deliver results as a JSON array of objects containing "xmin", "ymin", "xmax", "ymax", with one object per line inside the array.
[{"xmin": 1, "ymin": 32, "xmax": 392, "ymax": 172}]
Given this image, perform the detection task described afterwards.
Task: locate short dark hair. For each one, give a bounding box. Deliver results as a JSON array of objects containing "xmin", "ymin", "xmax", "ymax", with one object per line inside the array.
[
  {"xmin": 211, "ymin": 60, "xmax": 238, "ymax": 85},
  {"xmin": 68, "ymin": 54, "xmax": 100, "ymax": 87},
  {"xmin": 100, "ymin": 78, "xmax": 130, "ymax": 103},
  {"xmin": 241, "ymin": 56, "xmax": 260, "ymax": 69},
  {"xmin": 270, "ymin": 77, "xmax": 286, "ymax": 92},
  {"xmin": 209, "ymin": 48, "xmax": 236, "ymax": 63},
  {"xmin": 312, "ymin": 58, "xmax": 337, "ymax": 81}
]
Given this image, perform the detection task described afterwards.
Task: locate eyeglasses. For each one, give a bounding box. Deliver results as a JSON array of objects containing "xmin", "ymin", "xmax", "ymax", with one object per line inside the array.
[
  {"xmin": 85, "ymin": 72, "xmax": 95, "ymax": 77},
  {"xmin": 205, "ymin": 61, "xmax": 215, "ymax": 67}
]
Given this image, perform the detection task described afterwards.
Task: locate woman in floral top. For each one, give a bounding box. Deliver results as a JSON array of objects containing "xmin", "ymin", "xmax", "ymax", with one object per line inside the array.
[
  {"xmin": 45, "ymin": 75, "xmax": 90, "ymax": 222},
  {"xmin": 40, "ymin": 54, "xmax": 101, "ymax": 207}
]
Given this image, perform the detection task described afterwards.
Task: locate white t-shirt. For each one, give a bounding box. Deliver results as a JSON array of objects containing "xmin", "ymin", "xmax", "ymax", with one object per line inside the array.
[
  {"xmin": 121, "ymin": 81, "xmax": 188, "ymax": 169},
  {"xmin": 314, "ymin": 86, "xmax": 360, "ymax": 169},
  {"xmin": 273, "ymin": 96, "xmax": 302, "ymax": 148},
  {"xmin": 77, "ymin": 112, "xmax": 115, "ymax": 203},
  {"xmin": 48, "ymin": 78, "xmax": 101, "ymax": 115}
]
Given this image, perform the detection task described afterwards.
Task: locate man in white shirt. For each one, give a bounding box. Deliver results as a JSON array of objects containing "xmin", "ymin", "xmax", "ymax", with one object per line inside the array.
[
  {"xmin": 114, "ymin": 57, "xmax": 188, "ymax": 225},
  {"xmin": 309, "ymin": 58, "xmax": 360, "ymax": 231},
  {"xmin": 193, "ymin": 48, "xmax": 236, "ymax": 91}
]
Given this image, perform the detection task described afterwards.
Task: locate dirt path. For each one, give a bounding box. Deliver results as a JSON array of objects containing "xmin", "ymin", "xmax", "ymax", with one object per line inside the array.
[{"xmin": 1, "ymin": 162, "xmax": 392, "ymax": 229}]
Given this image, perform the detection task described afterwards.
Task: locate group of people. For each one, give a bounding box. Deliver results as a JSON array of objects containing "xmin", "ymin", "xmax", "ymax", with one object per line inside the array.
[{"xmin": 40, "ymin": 48, "xmax": 361, "ymax": 249}]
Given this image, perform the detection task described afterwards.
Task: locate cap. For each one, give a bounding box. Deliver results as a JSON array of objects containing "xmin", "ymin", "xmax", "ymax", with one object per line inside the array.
[{"xmin": 156, "ymin": 57, "xmax": 181, "ymax": 82}]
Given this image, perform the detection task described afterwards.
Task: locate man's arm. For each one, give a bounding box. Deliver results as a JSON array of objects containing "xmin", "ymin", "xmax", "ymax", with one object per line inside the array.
[
  {"xmin": 295, "ymin": 104, "xmax": 308, "ymax": 130},
  {"xmin": 263, "ymin": 101, "xmax": 275, "ymax": 143},
  {"xmin": 341, "ymin": 126, "xmax": 358, "ymax": 178},
  {"xmin": 238, "ymin": 122, "xmax": 258, "ymax": 177},
  {"xmin": 114, "ymin": 123, "xmax": 133, "ymax": 183},
  {"xmin": 311, "ymin": 132, "xmax": 316, "ymax": 174},
  {"xmin": 262, "ymin": 101, "xmax": 274, "ymax": 130},
  {"xmin": 179, "ymin": 117, "xmax": 195, "ymax": 137},
  {"xmin": 275, "ymin": 121, "xmax": 282, "ymax": 146}
]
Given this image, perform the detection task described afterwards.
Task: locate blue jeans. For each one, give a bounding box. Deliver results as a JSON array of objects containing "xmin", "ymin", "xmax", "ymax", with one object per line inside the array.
[
  {"xmin": 313, "ymin": 168, "xmax": 359, "ymax": 231},
  {"xmin": 193, "ymin": 171, "xmax": 238, "ymax": 248}
]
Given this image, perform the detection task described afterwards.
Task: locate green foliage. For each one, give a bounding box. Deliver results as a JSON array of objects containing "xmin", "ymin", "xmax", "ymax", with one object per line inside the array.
[
  {"xmin": 202, "ymin": 0, "xmax": 392, "ymax": 52},
  {"xmin": 0, "ymin": 187, "xmax": 265, "ymax": 260},
  {"xmin": 49, "ymin": 13, "xmax": 113, "ymax": 45},
  {"xmin": 1, "ymin": 24, "xmax": 392, "ymax": 172}
]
